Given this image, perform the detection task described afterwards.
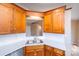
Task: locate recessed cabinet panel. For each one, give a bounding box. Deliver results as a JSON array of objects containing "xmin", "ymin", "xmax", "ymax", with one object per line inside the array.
[
  {"xmin": 52, "ymin": 7, "xmax": 65, "ymax": 34},
  {"xmin": 44, "ymin": 12, "xmax": 53, "ymax": 33},
  {"xmin": 13, "ymin": 7, "xmax": 26, "ymax": 33},
  {"xmin": 26, "ymin": 50, "xmax": 35, "ymax": 56},
  {"xmin": 0, "ymin": 4, "xmax": 13, "ymax": 34},
  {"xmin": 45, "ymin": 45, "xmax": 54, "ymax": 56},
  {"xmin": 44, "ymin": 6, "xmax": 65, "ymax": 34},
  {"xmin": 23, "ymin": 45, "xmax": 44, "ymax": 56},
  {"xmin": 36, "ymin": 49, "xmax": 44, "ymax": 56},
  {"xmin": 53, "ymin": 48, "xmax": 65, "ymax": 56},
  {"xmin": 0, "ymin": 4, "xmax": 26, "ymax": 34},
  {"xmin": 24, "ymin": 45, "xmax": 65, "ymax": 56}
]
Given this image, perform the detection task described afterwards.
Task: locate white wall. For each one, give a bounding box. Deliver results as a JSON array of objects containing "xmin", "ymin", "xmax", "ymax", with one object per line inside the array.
[
  {"xmin": 70, "ymin": 4, "xmax": 79, "ymax": 47},
  {"xmin": 26, "ymin": 23, "xmax": 31, "ymax": 36},
  {"xmin": 65, "ymin": 9, "xmax": 72, "ymax": 56},
  {"xmin": 65, "ymin": 4, "xmax": 79, "ymax": 55},
  {"xmin": 71, "ymin": 20, "xmax": 78, "ymax": 45}
]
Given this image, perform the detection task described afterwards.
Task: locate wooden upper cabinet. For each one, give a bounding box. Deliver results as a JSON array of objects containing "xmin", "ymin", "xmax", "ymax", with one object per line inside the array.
[
  {"xmin": 44, "ymin": 12, "xmax": 53, "ymax": 33},
  {"xmin": 0, "ymin": 4, "xmax": 13, "ymax": 34},
  {"xmin": 13, "ymin": 7, "xmax": 26, "ymax": 33},
  {"xmin": 0, "ymin": 4, "xmax": 26, "ymax": 34},
  {"xmin": 44, "ymin": 6, "xmax": 65, "ymax": 34},
  {"xmin": 52, "ymin": 7, "xmax": 65, "ymax": 34}
]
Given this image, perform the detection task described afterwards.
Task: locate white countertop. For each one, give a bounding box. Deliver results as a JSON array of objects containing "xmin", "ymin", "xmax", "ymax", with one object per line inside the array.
[
  {"xmin": 0, "ymin": 33, "xmax": 66, "ymax": 56},
  {"xmin": 0, "ymin": 34, "xmax": 26, "ymax": 56},
  {"xmin": 40, "ymin": 33, "xmax": 65, "ymax": 50}
]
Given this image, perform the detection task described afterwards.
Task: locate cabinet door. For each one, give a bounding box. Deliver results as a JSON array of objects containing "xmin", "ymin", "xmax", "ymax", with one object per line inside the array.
[
  {"xmin": 45, "ymin": 45, "xmax": 54, "ymax": 56},
  {"xmin": 0, "ymin": 4, "xmax": 13, "ymax": 34},
  {"xmin": 36, "ymin": 49, "xmax": 44, "ymax": 56},
  {"xmin": 24, "ymin": 49, "xmax": 44, "ymax": 56},
  {"xmin": 44, "ymin": 12, "xmax": 53, "ymax": 33},
  {"xmin": 13, "ymin": 7, "xmax": 26, "ymax": 33},
  {"xmin": 53, "ymin": 48, "xmax": 65, "ymax": 56},
  {"xmin": 52, "ymin": 7, "xmax": 65, "ymax": 34},
  {"xmin": 23, "ymin": 45, "xmax": 44, "ymax": 56},
  {"xmin": 45, "ymin": 49, "xmax": 52, "ymax": 56},
  {"xmin": 26, "ymin": 50, "xmax": 36, "ymax": 56}
]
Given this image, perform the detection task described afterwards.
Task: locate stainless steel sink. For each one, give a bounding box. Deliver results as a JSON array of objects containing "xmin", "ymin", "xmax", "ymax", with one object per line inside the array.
[{"xmin": 26, "ymin": 37, "xmax": 43, "ymax": 44}]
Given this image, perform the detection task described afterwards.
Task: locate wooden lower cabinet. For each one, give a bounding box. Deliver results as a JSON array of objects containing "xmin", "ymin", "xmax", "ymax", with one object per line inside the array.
[
  {"xmin": 26, "ymin": 49, "xmax": 44, "ymax": 56},
  {"xmin": 45, "ymin": 45, "xmax": 54, "ymax": 56},
  {"xmin": 53, "ymin": 47, "xmax": 65, "ymax": 56},
  {"xmin": 23, "ymin": 45, "xmax": 65, "ymax": 56},
  {"xmin": 45, "ymin": 45, "xmax": 65, "ymax": 56},
  {"xmin": 25, "ymin": 50, "xmax": 35, "ymax": 56},
  {"xmin": 23, "ymin": 45, "xmax": 44, "ymax": 56}
]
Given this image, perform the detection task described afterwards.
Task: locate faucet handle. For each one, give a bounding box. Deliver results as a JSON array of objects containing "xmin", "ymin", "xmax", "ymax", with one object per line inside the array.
[
  {"xmin": 26, "ymin": 40, "xmax": 29, "ymax": 44},
  {"xmin": 40, "ymin": 40, "xmax": 43, "ymax": 43}
]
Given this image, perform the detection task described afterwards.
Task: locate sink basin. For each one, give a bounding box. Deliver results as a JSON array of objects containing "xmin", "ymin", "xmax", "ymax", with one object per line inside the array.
[{"xmin": 26, "ymin": 38, "xmax": 43, "ymax": 44}]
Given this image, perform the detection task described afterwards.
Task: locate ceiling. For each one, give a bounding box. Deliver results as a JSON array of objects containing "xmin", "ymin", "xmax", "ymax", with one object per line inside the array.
[
  {"xmin": 16, "ymin": 3, "xmax": 66, "ymax": 12},
  {"xmin": 16, "ymin": 3, "xmax": 79, "ymax": 20}
]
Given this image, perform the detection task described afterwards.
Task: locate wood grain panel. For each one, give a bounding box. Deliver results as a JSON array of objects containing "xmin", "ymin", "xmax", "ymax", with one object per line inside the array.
[
  {"xmin": 13, "ymin": 5, "xmax": 26, "ymax": 33},
  {"xmin": 44, "ymin": 11, "xmax": 53, "ymax": 33},
  {"xmin": 0, "ymin": 3, "xmax": 26, "ymax": 34},
  {"xmin": 52, "ymin": 7, "xmax": 65, "ymax": 34},
  {"xmin": 44, "ymin": 6, "xmax": 65, "ymax": 33},
  {"xmin": 53, "ymin": 47, "xmax": 65, "ymax": 56},
  {"xmin": 0, "ymin": 4, "xmax": 13, "ymax": 34},
  {"xmin": 45, "ymin": 45, "xmax": 54, "ymax": 56},
  {"xmin": 23, "ymin": 45, "xmax": 44, "ymax": 56}
]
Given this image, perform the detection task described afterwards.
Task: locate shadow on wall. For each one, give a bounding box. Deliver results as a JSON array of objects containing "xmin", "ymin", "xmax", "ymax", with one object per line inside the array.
[{"xmin": 71, "ymin": 19, "xmax": 79, "ymax": 46}]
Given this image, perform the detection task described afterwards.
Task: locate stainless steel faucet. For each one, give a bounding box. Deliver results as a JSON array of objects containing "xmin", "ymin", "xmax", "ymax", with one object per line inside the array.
[{"xmin": 26, "ymin": 37, "xmax": 43, "ymax": 44}]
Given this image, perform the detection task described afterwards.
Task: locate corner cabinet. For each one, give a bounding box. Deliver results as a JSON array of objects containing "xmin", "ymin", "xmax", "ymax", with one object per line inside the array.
[
  {"xmin": 44, "ymin": 6, "xmax": 65, "ymax": 34},
  {"xmin": 23, "ymin": 45, "xmax": 65, "ymax": 56},
  {"xmin": 0, "ymin": 4, "xmax": 26, "ymax": 34}
]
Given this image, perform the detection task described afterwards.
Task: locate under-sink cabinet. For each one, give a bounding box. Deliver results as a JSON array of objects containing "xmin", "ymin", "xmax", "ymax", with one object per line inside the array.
[
  {"xmin": 23, "ymin": 45, "xmax": 45, "ymax": 56},
  {"xmin": 23, "ymin": 45, "xmax": 65, "ymax": 56},
  {"xmin": 45, "ymin": 45, "xmax": 65, "ymax": 56},
  {"xmin": 45, "ymin": 45, "xmax": 54, "ymax": 56},
  {"xmin": 53, "ymin": 47, "xmax": 65, "ymax": 56}
]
